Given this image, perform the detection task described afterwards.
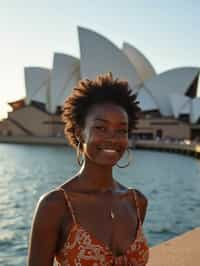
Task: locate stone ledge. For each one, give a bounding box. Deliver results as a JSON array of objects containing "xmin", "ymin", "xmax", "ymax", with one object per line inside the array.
[
  {"xmin": 147, "ymin": 227, "xmax": 200, "ymax": 266},
  {"xmin": 0, "ymin": 136, "xmax": 67, "ymax": 145}
]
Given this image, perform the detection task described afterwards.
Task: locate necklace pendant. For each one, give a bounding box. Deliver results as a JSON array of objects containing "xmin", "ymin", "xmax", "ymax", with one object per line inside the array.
[{"xmin": 110, "ymin": 209, "xmax": 115, "ymax": 219}]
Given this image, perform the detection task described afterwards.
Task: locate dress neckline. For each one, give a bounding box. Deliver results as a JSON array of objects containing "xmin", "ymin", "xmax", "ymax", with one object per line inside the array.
[
  {"xmin": 57, "ymin": 187, "xmax": 143, "ymax": 258},
  {"xmin": 60, "ymin": 217, "xmax": 141, "ymax": 259}
]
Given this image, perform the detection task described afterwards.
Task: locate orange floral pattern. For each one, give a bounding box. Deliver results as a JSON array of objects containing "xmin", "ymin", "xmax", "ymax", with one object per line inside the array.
[
  {"xmin": 55, "ymin": 222, "xmax": 149, "ymax": 265},
  {"xmin": 55, "ymin": 188, "xmax": 149, "ymax": 265}
]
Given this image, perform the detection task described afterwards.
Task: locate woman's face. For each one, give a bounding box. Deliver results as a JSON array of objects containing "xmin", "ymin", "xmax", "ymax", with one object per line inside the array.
[{"xmin": 80, "ymin": 102, "xmax": 129, "ymax": 167}]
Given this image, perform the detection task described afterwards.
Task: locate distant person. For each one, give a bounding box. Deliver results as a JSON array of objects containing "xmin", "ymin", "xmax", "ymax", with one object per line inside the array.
[{"xmin": 27, "ymin": 73, "xmax": 149, "ymax": 265}]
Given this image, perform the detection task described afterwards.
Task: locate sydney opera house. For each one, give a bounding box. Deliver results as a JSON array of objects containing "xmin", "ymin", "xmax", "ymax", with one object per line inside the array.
[{"xmin": 0, "ymin": 27, "xmax": 200, "ymax": 141}]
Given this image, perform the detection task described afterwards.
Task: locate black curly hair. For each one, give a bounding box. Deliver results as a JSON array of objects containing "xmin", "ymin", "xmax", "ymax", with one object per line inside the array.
[{"xmin": 62, "ymin": 73, "xmax": 140, "ymax": 149}]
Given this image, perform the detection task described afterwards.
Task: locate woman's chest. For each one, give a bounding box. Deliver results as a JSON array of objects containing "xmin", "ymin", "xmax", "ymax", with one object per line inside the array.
[{"xmin": 59, "ymin": 192, "xmax": 139, "ymax": 256}]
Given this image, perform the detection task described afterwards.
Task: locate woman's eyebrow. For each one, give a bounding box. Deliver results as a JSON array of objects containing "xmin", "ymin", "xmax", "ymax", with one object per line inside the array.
[
  {"xmin": 94, "ymin": 118, "xmax": 107, "ymax": 122},
  {"xmin": 94, "ymin": 118, "xmax": 128, "ymax": 125}
]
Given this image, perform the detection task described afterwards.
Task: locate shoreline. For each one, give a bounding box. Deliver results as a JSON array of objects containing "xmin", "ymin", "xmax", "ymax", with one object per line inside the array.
[
  {"xmin": 0, "ymin": 136, "xmax": 200, "ymax": 159},
  {"xmin": 0, "ymin": 136, "xmax": 67, "ymax": 145},
  {"xmin": 134, "ymin": 140, "xmax": 200, "ymax": 159}
]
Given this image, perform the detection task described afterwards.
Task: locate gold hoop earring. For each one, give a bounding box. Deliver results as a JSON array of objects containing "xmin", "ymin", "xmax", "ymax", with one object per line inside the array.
[
  {"xmin": 76, "ymin": 141, "xmax": 84, "ymax": 166},
  {"xmin": 116, "ymin": 148, "xmax": 132, "ymax": 168}
]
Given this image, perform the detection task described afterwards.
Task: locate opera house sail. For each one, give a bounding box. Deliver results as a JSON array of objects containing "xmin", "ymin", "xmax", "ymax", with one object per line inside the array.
[{"xmin": 0, "ymin": 27, "xmax": 200, "ymax": 141}]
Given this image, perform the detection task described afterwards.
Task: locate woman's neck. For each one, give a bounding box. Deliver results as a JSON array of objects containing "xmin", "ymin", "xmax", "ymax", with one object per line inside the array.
[{"xmin": 78, "ymin": 161, "xmax": 116, "ymax": 192}]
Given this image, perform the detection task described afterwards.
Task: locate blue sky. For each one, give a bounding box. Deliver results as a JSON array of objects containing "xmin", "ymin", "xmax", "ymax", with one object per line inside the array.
[{"xmin": 0, "ymin": 0, "xmax": 199, "ymax": 119}]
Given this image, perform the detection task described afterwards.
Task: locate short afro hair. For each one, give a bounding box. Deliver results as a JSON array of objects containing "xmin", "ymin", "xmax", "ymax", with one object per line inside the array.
[{"xmin": 62, "ymin": 73, "xmax": 141, "ymax": 149}]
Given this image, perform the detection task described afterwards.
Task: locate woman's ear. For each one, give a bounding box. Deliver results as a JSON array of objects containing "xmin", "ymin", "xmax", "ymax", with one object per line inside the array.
[{"xmin": 75, "ymin": 127, "xmax": 84, "ymax": 143}]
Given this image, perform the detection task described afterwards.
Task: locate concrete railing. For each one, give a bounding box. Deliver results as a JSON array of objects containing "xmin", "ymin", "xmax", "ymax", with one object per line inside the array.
[
  {"xmin": 147, "ymin": 227, "xmax": 200, "ymax": 266},
  {"xmin": 0, "ymin": 136, "xmax": 200, "ymax": 158},
  {"xmin": 134, "ymin": 140, "xmax": 200, "ymax": 159}
]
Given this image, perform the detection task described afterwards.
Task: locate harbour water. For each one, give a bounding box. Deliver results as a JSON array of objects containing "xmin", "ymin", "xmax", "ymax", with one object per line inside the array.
[{"xmin": 0, "ymin": 143, "xmax": 200, "ymax": 265}]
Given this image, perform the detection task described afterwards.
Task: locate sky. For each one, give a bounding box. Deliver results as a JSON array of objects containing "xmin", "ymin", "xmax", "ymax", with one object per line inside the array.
[{"xmin": 0, "ymin": 0, "xmax": 200, "ymax": 119}]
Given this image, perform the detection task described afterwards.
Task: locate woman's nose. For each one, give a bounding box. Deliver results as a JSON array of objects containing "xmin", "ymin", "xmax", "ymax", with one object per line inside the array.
[{"xmin": 105, "ymin": 128, "xmax": 118, "ymax": 139}]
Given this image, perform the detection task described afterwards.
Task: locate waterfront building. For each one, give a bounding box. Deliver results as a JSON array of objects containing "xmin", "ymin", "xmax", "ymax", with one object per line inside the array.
[{"xmin": 0, "ymin": 27, "xmax": 200, "ymax": 141}]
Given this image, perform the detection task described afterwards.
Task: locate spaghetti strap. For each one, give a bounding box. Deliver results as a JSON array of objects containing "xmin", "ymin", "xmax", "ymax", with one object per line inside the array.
[
  {"xmin": 132, "ymin": 189, "xmax": 141, "ymax": 222},
  {"xmin": 58, "ymin": 188, "xmax": 77, "ymax": 224}
]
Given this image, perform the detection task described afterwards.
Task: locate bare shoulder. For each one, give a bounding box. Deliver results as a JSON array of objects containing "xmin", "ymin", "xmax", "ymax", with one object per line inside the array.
[
  {"xmin": 134, "ymin": 189, "xmax": 148, "ymax": 224},
  {"xmin": 134, "ymin": 189, "xmax": 148, "ymax": 207},
  {"xmin": 115, "ymin": 181, "xmax": 148, "ymax": 205},
  {"xmin": 30, "ymin": 189, "xmax": 67, "ymax": 238},
  {"xmin": 37, "ymin": 189, "xmax": 66, "ymax": 215},
  {"xmin": 28, "ymin": 189, "xmax": 67, "ymax": 266},
  {"xmin": 114, "ymin": 182, "xmax": 148, "ymax": 224}
]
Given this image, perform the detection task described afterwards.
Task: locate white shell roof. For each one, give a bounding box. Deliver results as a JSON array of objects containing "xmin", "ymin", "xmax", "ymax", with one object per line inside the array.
[
  {"xmin": 179, "ymin": 100, "xmax": 191, "ymax": 115},
  {"xmin": 47, "ymin": 53, "xmax": 80, "ymax": 113},
  {"xmin": 168, "ymin": 93, "xmax": 191, "ymax": 118},
  {"xmin": 23, "ymin": 28, "xmax": 200, "ymax": 123},
  {"xmin": 123, "ymin": 42, "xmax": 156, "ymax": 82},
  {"xmin": 191, "ymin": 98, "xmax": 200, "ymax": 123},
  {"xmin": 24, "ymin": 67, "xmax": 50, "ymax": 105},
  {"xmin": 143, "ymin": 67, "xmax": 200, "ymax": 116},
  {"xmin": 136, "ymin": 87, "xmax": 158, "ymax": 111},
  {"xmin": 78, "ymin": 27, "xmax": 141, "ymax": 91}
]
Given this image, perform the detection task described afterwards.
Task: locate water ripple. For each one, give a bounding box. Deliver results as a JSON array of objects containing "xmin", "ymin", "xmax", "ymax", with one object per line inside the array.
[{"xmin": 0, "ymin": 144, "xmax": 200, "ymax": 265}]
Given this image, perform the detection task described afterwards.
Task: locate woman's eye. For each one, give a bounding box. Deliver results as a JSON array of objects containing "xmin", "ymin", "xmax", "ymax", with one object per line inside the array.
[
  {"xmin": 118, "ymin": 129, "xmax": 128, "ymax": 135},
  {"xmin": 93, "ymin": 126, "xmax": 128, "ymax": 135},
  {"xmin": 119, "ymin": 129, "xmax": 128, "ymax": 134},
  {"xmin": 95, "ymin": 126, "xmax": 106, "ymax": 131}
]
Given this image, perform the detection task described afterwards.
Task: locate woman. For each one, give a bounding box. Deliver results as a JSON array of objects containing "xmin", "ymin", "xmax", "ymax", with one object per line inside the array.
[{"xmin": 27, "ymin": 73, "xmax": 149, "ymax": 266}]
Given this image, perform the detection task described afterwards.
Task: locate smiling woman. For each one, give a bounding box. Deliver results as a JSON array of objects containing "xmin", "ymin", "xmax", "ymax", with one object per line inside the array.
[
  {"xmin": 27, "ymin": 73, "xmax": 149, "ymax": 266},
  {"xmin": 77, "ymin": 103, "xmax": 129, "ymax": 167}
]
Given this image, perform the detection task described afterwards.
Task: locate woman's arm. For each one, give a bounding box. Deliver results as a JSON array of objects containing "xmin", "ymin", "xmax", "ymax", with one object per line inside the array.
[
  {"xmin": 27, "ymin": 190, "xmax": 65, "ymax": 266},
  {"xmin": 135, "ymin": 189, "xmax": 148, "ymax": 224}
]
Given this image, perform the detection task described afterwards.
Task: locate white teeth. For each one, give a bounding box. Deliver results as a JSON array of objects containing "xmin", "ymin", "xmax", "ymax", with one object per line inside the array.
[{"xmin": 103, "ymin": 149, "xmax": 116, "ymax": 153}]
